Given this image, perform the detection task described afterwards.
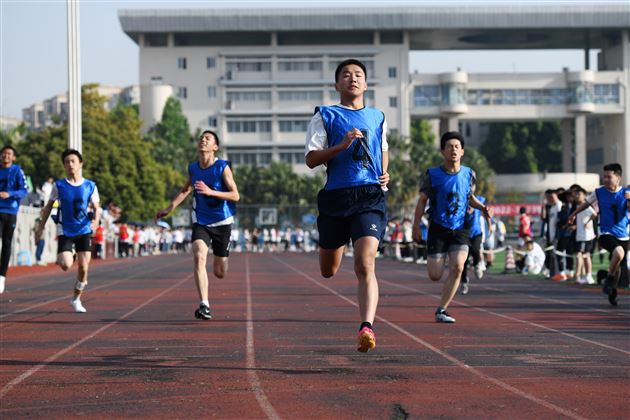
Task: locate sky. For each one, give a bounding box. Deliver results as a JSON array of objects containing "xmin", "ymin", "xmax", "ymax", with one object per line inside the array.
[{"xmin": 0, "ymin": 0, "xmax": 608, "ymax": 119}]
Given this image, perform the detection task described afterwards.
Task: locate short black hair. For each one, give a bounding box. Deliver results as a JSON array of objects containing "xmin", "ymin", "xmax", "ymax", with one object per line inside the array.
[
  {"xmin": 519, "ymin": 207, "xmax": 527, "ymax": 214},
  {"xmin": 61, "ymin": 148, "xmax": 83, "ymax": 163},
  {"xmin": 603, "ymin": 163, "xmax": 622, "ymax": 176},
  {"xmin": 0, "ymin": 145, "xmax": 16, "ymax": 155},
  {"xmin": 334, "ymin": 59, "xmax": 367, "ymax": 83},
  {"xmin": 201, "ymin": 130, "xmax": 220, "ymax": 147},
  {"xmin": 544, "ymin": 189, "xmax": 555, "ymax": 195},
  {"xmin": 440, "ymin": 131, "xmax": 465, "ymax": 150}
]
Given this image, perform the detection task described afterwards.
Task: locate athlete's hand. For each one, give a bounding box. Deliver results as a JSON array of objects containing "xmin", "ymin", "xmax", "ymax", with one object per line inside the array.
[
  {"xmin": 339, "ymin": 128, "xmax": 363, "ymax": 150},
  {"xmin": 482, "ymin": 206, "xmax": 493, "ymax": 219},
  {"xmin": 155, "ymin": 208, "xmax": 170, "ymax": 220},
  {"xmin": 379, "ymin": 171, "xmax": 390, "ymax": 188},
  {"xmin": 567, "ymin": 213, "xmax": 576, "ymax": 225},
  {"xmin": 194, "ymin": 181, "xmax": 214, "ymax": 196},
  {"xmin": 412, "ymin": 223, "xmax": 422, "ymax": 243}
]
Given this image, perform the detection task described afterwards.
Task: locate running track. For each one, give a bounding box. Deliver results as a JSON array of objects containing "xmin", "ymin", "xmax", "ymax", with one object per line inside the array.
[{"xmin": 1, "ymin": 253, "xmax": 628, "ymax": 419}]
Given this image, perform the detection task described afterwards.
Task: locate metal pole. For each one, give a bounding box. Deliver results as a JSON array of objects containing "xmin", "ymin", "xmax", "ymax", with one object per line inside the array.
[{"xmin": 67, "ymin": 0, "xmax": 82, "ymax": 153}]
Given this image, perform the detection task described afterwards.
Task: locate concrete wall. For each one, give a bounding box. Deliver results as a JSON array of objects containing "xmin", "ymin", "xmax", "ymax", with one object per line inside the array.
[{"xmin": 4, "ymin": 206, "xmax": 58, "ymax": 268}]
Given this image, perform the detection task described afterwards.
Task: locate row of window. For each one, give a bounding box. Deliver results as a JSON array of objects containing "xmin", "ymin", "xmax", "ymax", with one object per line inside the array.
[
  {"xmin": 414, "ymin": 84, "xmax": 621, "ymax": 107},
  {"xmin": 228, "ymin": 151, "xmax": 304, "ymax": 166}
]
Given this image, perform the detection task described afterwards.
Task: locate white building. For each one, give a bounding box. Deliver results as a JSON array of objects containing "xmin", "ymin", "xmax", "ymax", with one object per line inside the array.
[{"xmin": 119, "ymin": 3, "xmax": 630, "ymax": 182}]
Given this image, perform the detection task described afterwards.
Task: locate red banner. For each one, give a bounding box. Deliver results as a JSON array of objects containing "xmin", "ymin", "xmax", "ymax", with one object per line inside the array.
[{"xmin": 488, "ymin": 204, "xmax": 542, "ymax": 217}]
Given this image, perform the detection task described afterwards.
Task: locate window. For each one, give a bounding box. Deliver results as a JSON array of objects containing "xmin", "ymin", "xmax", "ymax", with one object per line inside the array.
[
  {"xmin": 227, "ymin": 120, "xmax": 271, "ymax": 133},
  {"xmin": 389, "ymin": 96, "xmax": 398, "ymax": 108},
  {"xmin": 208, "ymin": 116, "xmax": 217, "ymax": 127},
  {"xmin": 177, "ymin": 57, "xmax": 187, "ymax": 70},
  {"xmin": 226, "ymin": 61, "xmax": 271, "ymax": 72},
  {"xmin": 413, "ymin": 85, "xmax": 440, "ymax": 107},
  {"xmin": 206, "ymin": 57, "xmax": 216, "ymax": 69},
  {"xmin": 177, "ymin": 87, "xmax": 187, "ymax": 99},
  {"xmin": 277, "ymin": 61, "xmax": 322, "ymax": 71},
  {"xmin": 279, "ymin": 120, "xmax": 309, "ymax": 132},
  {"xmin": 278, "ymin": 91, "xmax": 322, "ymax": 101},
  {"xmin": 388, "ymin": 67, "xmax": 397, "ymax": 78},
  {"xmin": 207, "ymin": 86, "xmax": 216, "ymax": 98},
  {"xmin": 226, "ymin": 91, "xmax": 271, "ymax": 102}
]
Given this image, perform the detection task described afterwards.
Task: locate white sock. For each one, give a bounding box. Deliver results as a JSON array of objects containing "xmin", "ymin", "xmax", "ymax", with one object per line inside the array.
[
  {"xmin": 0, "ymin": 275, "xmax": 5, "ymax": 293},
  {"xmin": 201, "ymin": 300, "xmax": 209, "ymax": 307}
]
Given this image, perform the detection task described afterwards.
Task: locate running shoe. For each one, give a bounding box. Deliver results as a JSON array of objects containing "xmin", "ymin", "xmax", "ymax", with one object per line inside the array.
[
  {"xmin": 357, "ymin": 326, "xmax": 376, "ymax": 353},
  {"xmin": 435, "ymin": 309, "xmax": 456, "ymax": 323},
  {"xmin": 474, "ymin": 262, "xmax": 485, "ymax": 280},
  {"xmin": 608, "ymin": 288, "xmax": 618, "ymax": 306},
  {"xmin": 71, "ymin": 299, "xmax": 87, "ymax": 313},
  {"xmin": 460, "ymin": 282, "xmax": 469, "ymax": 295},
  {"xmin": 194, "ymin": 303, "xmax": 212, "ymax": 320}
]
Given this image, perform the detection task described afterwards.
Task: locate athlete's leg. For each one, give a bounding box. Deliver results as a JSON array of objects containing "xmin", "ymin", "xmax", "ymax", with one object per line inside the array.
[
  {"xmin": 192, "ymin": 239, "xmax": 210, "ymax": 301},
  {"xmin": 74, "ymin": 251, "xmax": 91, "ymax": 300},
  {"xmin": 0, "ymin": 214, "xmax": 16, "ymax": 277},
  {"xmin": 213, "ymin": 256, "xmax": 228, "ymax": 279},
  {"xmin": 319, "ymin": 246, "xmax": 345, "ymax": 278},
  {"xmin": 440, "ymin": 250, "xmax": 468, "ymax": 309},
  {"xmin": 353, "ymin": 236, "xmax": 379, "ymax": 325},
  {"xmin": 57, "ymin": 252, "xmax": 74, "ymax": 271},
  {"xmin": 427, "ymin": 256, "xmax": 446, "ymax": 281},
  {"xmin": 608, "ymin": 245, "xmax": 625, "ymax": 285}
]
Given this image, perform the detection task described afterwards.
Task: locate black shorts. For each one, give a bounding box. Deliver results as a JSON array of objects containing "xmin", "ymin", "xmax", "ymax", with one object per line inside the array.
[
  {"xmin": 598, "ymin": 235, "xmax": 629, "ymax": 254},
  {"xmin": 576, "ymin": 240, "xmax": 594, "ymax": 254},
  {"xmin": 191, "ymin": 223, "xmax": 232, "ymax": 257},
  {"xmin": 317, "ymin": 184, "xmax": 387, "ymax": 250},
  {"xmin": 427, "ymin": 222, "xmax": 470, "ymax": 258},
  {"xmin": 58, "ymin": 234, "xmax": 92, "ymax": 254},
  {"xmin": 317, "ymin": 211, "xmax": 386, "ymax": 249}
]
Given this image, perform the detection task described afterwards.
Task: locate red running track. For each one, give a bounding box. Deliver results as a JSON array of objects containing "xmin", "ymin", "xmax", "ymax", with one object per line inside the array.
[{"xmin": 0, "ymin": 253, "xmax": 628, "ymax": 419}]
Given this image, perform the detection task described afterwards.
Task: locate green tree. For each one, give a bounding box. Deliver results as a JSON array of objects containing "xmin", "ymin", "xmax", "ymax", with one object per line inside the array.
[
  {"xmin": 146, "ymin": 97, "xmax": 195, "ymax": 172},
  {"xmin": 481, "ymin": 121, "xmax": 561, "ymax": 174}
]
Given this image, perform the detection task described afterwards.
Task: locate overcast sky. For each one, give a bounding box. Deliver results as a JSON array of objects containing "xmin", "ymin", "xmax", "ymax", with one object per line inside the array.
[{"xmin": 0, "ymin": 0, "xmax": 607, "ymax": 119}]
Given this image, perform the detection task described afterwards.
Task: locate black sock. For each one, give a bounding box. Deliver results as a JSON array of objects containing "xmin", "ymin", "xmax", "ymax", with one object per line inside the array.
[
  {"xmin": 436, "ymin": 306, "xmax": 445, "ymax": 314},
  {"xmin": 359, "ymin": 321, "xmax": 372, "ymax": 331}
]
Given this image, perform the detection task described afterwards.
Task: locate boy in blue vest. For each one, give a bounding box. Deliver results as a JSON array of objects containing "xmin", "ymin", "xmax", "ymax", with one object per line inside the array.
[
  {"xmin": 305, "ymin": 59, "xmax": 390, "ymax": 353},
  {"xmin": 569, "ymin": 163, "xmax": 630, "ymax": 306},
  {"xmin": 157, "ymin": 130, "xmax": 240, "ymax": 320},
  {"xmin": 412, "ymin": 132, "xmax": 491, "ymax": 323},
  {"xmin": 460, "ymin": 183, "xmax": 488, "ymax": 295},
  {"xmin": 35, "ymin": 149, "xmax": 101, "ymax": 313},
  {"xmin": 0, "ymin": 146, "xmax": 28, "ymax": 293}
]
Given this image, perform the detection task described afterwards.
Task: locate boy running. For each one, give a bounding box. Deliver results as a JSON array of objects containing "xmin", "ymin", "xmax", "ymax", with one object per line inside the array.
[
  {"xmin": 460, "ymin": 183, "xmax": 487, "ymax": 295},
  {"xmin": 35, "ymin": 149, "xmax": 101, "ymax": 313},
  {"xmin": 569, "ymin": 163, "xmax": 630, "ymax": 305},
  {"xmin": 305, "ymin": 58, "xmax": 389, "ymax": 353},
  {"xmin": 0, "ymin": 146, "xmax": 28, "ymax": 293},
  {"xmin": 156, "ymin": 130, "xmax": 239, "ymax": 320},
  {"xmin": 412, "ymin": 131, "xmax": 490, "ymax": 323}
]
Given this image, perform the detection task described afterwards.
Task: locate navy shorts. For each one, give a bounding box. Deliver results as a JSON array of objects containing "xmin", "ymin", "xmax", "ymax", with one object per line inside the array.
[
  {"xmin": 317, "ymin": 184, "xmax": 387, "ymax": 249},
  {"xmin": 58, "ymin": 234, "xmax": 92, "ymax": 254},
  {"xmin": 427, "ymin": 222, "xmax": 470, "ymax": 258},
  {"xmin": 192, "ymin": 223, "xmax": 232, "ymax": 257}
]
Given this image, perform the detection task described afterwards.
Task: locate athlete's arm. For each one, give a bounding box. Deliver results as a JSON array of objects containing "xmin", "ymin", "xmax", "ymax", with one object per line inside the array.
[
  {"xmin": 568, "ymin": 201, "xmax": 592, "ymax": 224},
  {"xmin": 91, "ymin": 202, "xmax": 102, "ymax": 233},
  {"xmin": 412, "ymin": 193, "xmax": 429, "ymax": 243},
  {"xmin": 156, "ymin": 178, "xmax": 192, "ymax": 219},
  {"xmin": 469, "ymin": 195, "xmax": 492, "ymax": 220},
  {"xmin": 379, "ymin": 150, "xmax": 389, "ymax": 188},
  {"xmin": 35, "ymin": 199, "xmax": 55, "ymax": 241},
  {"xmin": 194, "ymin": 166, "xmax": 240, "ymax": 202},
  {"xmin": 305, "ymin": 128, "xmax": 363, "ymax": 169}
]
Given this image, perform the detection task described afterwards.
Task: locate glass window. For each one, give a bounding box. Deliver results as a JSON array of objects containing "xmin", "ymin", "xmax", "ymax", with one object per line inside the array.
[
  {"xmin": 388, "ymin": 67, "xmax": 397, "ymax": 78},
  {"xmin": 389, "ymin": 97, "xmax": 398, "ymax": 108},
  {"xmin": 177, "ymin": 87, "xmax": 187, "ymax": 99},
  {"xmin": 208, "ymin": 116, "xmax": 217, "ymax": 127},
  {"xmin": 177, "ymin": 57, "xmax": 187, "ymax": 70},
  {"xmin": 206, "ymin": 57, "xmax": 216, "ymax": 69},
  {"xmin": 258, "ymin": 153, "xmax": 272, "ymax": 165},
  {"xmin": 414, "ymin": 85, "xmax": 440, "ymax": 107},
  {"xmin": 278, "ymin": 61, "xmax": 322, "ymax": 71},
  {"xmin": 208, "ymin": 86, "xmax": 216, "ymax": 98}
]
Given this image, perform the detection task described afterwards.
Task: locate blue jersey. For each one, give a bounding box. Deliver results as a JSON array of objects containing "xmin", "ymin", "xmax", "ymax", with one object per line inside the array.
[
  {"xmin": 595, "ymin": 186, "xmax": 629, "ymax": 239},
  {"xmin": 56, "ymin": 178, "xmax": 97, "ymax": 237},
  {"xmin": 189, "ymin": 160, "xmax": 236, "ymax": 225},
  {"xmin": 317, "ymin": 105, "xmax": 385, "ymax": 191},
  {"xmin": 422, "ymin": 166, "xmax": 475, "ymax": 230},
  {"xmin": 466, "ymin": 195, "xmax": 486, "ymax": 238},
  {"xmin": 0, "ymin": 164, "xmax": 27, "ymax": 215}
]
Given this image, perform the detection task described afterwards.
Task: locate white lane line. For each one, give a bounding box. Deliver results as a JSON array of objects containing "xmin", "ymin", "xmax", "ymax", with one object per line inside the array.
[
  {"xmin": 0, "ymin": 259, "xmax": 186, "ymax": 320},
  {"xmin": 0, "ymin": 274, "xmax": 191, "ymax": 399},
  {"xmin": 245, "ymin": 255, "xmax": 281, "ymax": 420},
  {"xmin": 376, "ymin": 269, "xmax": 630, "ymax": 356},
  {"xmin": 273, "ymin": 256, "xmax": 588, "ymax": 420}
]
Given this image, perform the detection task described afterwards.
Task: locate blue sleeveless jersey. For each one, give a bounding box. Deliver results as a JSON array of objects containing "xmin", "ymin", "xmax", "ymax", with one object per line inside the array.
[
  {"xmin": 0, "ymin": 164, "xmax": 28, "ymax": 215},
  {"xmin": 466, "ymin": 195, "xmax": 486, "ymax": 237},
  {"xmin": 317, "ymin": 105, "xmax": 385, "ymax": 190},
  {"xmin": 595, "ymin": 186, "xmax": 629, "ymax": 238},
  {"xmin": 189, "ymin": 160, "xmax": 236, "ymax": 225},
  {"xmin": 427, "ymin": 166, "xmax": 474, "ymax": 230},
  {"xmin": 56, "ymin": 178, "xmax": 96, "ymax": 237}
]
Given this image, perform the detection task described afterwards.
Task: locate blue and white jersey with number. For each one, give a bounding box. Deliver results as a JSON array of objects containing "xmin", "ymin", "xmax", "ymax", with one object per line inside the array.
[
  {"xmin": 589, "ymin": 186, "xmax": 629, "ymax": 240},
  {"xmin": 51, "ymin": 178, "xmax": 99, "ymax": 237},
  {"xmin": 0, "ymin": 164, "xmax": 28, "ymax": 215},
  {"xmin": 422, "ymin": 166, "xmax": 475, "ymax": 231},
  {"xmin": 189, "ymin": 159, "xmax": 236, "ymax": 226}
]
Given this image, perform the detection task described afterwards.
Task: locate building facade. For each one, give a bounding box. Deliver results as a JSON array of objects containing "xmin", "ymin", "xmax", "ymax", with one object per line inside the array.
[{"xmin": 119, "ymin": 3, "xmax": 630, "ymax": 181}]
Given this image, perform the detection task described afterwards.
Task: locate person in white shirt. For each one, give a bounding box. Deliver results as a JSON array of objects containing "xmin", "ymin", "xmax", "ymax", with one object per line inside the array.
[
  {"xmin": 573, "ymin": 187, "xmax": 596, "ymax": 284},
  {"xmin": 520, "ymin": 237, "xmax": 546, "ymax": 275}
]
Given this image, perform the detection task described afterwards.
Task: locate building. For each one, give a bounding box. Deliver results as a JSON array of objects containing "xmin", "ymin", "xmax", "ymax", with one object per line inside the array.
[
  {"xmin": 21, "ymin": 85, "xmax": 139, "ymax": 131},
  {"xmin": 119, "ymin": 3, "xmax": 630, "ymax": 182},
  {"xmin": 0, "ymin": 116, "xmax": 23, "ymax": 132}
]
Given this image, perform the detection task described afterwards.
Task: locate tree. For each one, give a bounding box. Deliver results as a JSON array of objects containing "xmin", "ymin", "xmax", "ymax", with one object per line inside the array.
[
  {"xmin": 480, "ymin": 122, "xmax": 562, "ymax": 174},
  {"xmin": 146, "ymin": 97, "xmax": 195, "ymax": 172}
]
